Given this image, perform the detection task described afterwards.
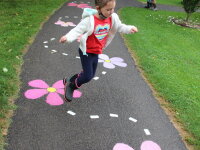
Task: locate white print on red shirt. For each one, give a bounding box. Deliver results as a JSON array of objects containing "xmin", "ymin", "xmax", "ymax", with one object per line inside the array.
[{"xmin": 94, "ymin": 24, "xmax": 110, "ymax": 40}]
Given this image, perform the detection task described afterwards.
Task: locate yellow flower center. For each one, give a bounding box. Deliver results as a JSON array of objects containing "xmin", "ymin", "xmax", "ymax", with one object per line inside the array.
[
  {"xmin": 47, "ymin": 87, "xmax": 56, "ymax": 93},
  {"xmin": 105, "ymin": 60, "xmax": 111, "ymax": 63}
]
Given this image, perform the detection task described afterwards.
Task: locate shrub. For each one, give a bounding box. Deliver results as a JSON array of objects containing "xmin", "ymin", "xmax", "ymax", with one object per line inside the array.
[{"xmin": 182, "ymin": 0, "xmax": 200, "ymax": 21}]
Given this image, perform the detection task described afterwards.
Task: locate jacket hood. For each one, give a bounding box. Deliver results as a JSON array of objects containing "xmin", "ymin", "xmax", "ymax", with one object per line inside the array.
[{"xmin": 82, "ymin": 8, "xmax": 98, "ymax": 19}]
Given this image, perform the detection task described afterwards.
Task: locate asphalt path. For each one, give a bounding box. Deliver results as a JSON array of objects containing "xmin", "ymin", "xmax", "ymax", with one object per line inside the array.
[{"xmin": 6, "ymin": 0, "xmax": 187, "ymax": 150}]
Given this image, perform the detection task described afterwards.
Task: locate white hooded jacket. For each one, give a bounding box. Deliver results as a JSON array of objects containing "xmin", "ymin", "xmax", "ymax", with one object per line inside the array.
[{"xmin": 65, "ymin": 8, "xmax": 135, "ymax": 55}]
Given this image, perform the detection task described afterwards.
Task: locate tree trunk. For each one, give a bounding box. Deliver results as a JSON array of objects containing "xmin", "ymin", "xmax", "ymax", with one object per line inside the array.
[{"xmin": 185, "ymin": 13, "xmax": 192, "ymax": 22}]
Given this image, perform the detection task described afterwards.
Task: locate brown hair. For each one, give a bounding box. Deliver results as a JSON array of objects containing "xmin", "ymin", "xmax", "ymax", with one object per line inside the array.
[{"xmin": 95, "ymin": 0, "xmax": 116, "ymax": 8}]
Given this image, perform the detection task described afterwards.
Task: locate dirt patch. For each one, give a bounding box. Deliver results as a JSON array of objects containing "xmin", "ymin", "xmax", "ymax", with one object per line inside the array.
[{"xmin": 172, "ymin": 18, "xmax": 200, "ymax": 29}]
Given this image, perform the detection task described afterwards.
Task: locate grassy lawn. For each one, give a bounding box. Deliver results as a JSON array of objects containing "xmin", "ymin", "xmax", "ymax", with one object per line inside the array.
[
  {"xmin": 0, "ymin": 0, "xmax": 67, "ymax": 149},
  {"xmin": 137, "ymin": 0, "xmax": 183, "ymax": 6},
  {"xmin": 119, "ymin": 7, "xmax": 200, "ymax": 150}
]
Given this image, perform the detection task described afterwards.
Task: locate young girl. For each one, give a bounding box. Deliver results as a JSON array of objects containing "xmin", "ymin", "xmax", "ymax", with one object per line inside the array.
[{"xmin": 59, "ymin": 0, "xmax": 138, "ymax": 102}]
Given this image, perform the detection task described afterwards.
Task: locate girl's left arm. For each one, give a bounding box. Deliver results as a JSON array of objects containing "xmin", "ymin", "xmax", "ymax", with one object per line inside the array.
[
  {"xmin": 113, "ymin": 13, "xmax": 138, "ymax": 34},
  {"xmin": 130, "ymin": 26, "xmax": 138, "ymax": 33}
]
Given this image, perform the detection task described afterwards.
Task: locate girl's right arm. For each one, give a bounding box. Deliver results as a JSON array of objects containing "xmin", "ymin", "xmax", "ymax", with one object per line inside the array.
[
  {"xmin": 59, "ymin": 17, "xmax": 90, "ymax": 43},
  {"xmin": 59, "ymin": 36, "xmax": 67, "ymax": 43}
]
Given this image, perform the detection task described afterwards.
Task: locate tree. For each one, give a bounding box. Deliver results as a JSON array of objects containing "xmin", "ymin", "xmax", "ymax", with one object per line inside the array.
[{"xmin": 182, "ymin": 0, "xmax": 200, "ymax": 21}]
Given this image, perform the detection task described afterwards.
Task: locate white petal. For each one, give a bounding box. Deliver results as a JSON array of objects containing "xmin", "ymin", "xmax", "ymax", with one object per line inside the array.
[{"xmin": 98, "ymin": 54, "xmax": 109, "ymax": 60}]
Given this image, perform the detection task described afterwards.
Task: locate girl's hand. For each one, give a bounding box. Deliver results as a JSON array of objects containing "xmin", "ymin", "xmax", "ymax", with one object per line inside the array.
[
  {"xmin": 59, "ymin": 36, "xmax": 67, "ymax": 43},
  {"xmin": 130, "ymin": 26, "xmax": 138, "ymax": 33}
]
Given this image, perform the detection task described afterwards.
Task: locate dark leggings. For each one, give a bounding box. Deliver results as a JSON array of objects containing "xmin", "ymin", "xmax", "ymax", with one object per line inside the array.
[{"xmin": 75, "ymin": 49, "xmax": 98, "ymax": 87}]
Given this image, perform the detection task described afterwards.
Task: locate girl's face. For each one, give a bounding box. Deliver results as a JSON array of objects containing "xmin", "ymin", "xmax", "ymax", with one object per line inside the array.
[{"xmin": 98, "ymin": 0, "xmax": 116, "ymax": 18}]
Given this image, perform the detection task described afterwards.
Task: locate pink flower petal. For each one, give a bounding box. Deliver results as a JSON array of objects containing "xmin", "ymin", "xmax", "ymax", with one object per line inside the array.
[
  {"xmin": 52, "ymin": 80, "xmax": 64, "ymax": 89},
  {"xmin": 113, "ymin": 143, "xmax": 134, "ymax": 150},
  {"xmin": 28, "ymin": 80, "xmax": 49, "ymax": 88},
  {"xmin": 112, "ymin": 62, "xmax": 127, "ymax": 67},
  {"xmin": 55, "ymin": 20, "xmax": 64, "ymax": 25},
  {"xmin": 67, "ymin": 22, "xmax": 76, "ymax": 26},
  {"xmin": 78, "ymin": 4, "xmax": 88, "ymax": 6},
  {"xmin": 46, "ymin": 93, "xmax": 64, "ymax": 106},
  {"xmin": 73, "ymin": 90, "xmax": 82, "ymax": 98},
  {"xmin": 61, "ymin": 23, "xmax": 69, "ymax": 27},
  {"xmin": 141, "ymin": 141, "xmax": 161, "ymax": 150},
  {"xmin": 77, "ymin": 4, "xmax": 91, "ymax": 8},
  {"xmin": 103, "ymin": 62, "xmax": 115, "ymax": 69},
  {"xmin": 57, "ymin": 89, "xmax": 64, "ymax": 95},
  {"xmin": 25, "ymin": 89, "xmax": 48, "ymax": 99},
  {"xmin": 68, "ymin": 3, "xmax": 78, "ymax": 6},
  {"xmin": 99, "ymin": 54, "xmax": 109, "ymax": 60},
  {"xmin": 110, "ymin": 57, "xmax": 124, "ymax": 62}
]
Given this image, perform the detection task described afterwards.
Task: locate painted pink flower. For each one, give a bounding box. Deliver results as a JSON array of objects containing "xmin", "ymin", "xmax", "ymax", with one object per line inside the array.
[
  {"xmin": 55, "ymin": 20, "xmax": 76, "ymax": 27},
  {"xmin": 140, "ymin": 141, "xmax": 161, "ymax": 150},
  {"xmin": 113, "ymin": 143, "xmax": 134, "ymax": 150},
  {"xmin": 113, "ymin": 141, "xmax": 161, "ymax": 150},
  {"xmin": 67, "ymin": 2, "xmax": 92, "ymax": 8},
  {"xmin": 98, "ymin": 54, "xmax": 127, "ymax": 69},
  {"xmin": 24, "ymin": 80, "xmax": 82, "ymax": 106}
]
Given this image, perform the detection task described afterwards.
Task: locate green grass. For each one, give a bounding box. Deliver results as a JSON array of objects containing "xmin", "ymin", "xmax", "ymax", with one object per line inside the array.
[
  {"xmin": 0, "ymin": 0, "xmax": 67, "ymax": 149},
  {"xmin": 119, "ymin": 7, "xmax": 200, "ymax": 150},
  {"xmin": 137, "ymin": 0, "xmax": 183, "ymax": 6}
]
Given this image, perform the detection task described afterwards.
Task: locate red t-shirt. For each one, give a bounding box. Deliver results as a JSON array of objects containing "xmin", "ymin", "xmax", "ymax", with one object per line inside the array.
[{"xmin": 86, "ymin": 15, "xmax": 112, "ymax": 54}]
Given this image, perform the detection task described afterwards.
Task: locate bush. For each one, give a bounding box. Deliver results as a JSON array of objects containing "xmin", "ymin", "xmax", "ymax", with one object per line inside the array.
[{"xmin": 182, "ymin": 0, "xmax": 200, "ymax": 21}]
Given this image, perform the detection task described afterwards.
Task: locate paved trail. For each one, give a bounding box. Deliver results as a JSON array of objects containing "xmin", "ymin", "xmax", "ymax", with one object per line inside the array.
[{"xmin": 6, "ymin": 0, "xmax": 187, "ymax": 150}]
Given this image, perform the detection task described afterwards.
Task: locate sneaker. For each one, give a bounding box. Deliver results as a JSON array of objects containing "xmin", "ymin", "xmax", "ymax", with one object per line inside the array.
[
  {"xmin": 153, "ymin": 8, "xmax": 158, "ymax": 11},
  {"xmin": 144, "ymin": 6, "xmax": 150, "ymax": 8}
]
